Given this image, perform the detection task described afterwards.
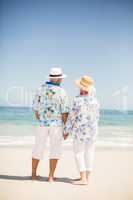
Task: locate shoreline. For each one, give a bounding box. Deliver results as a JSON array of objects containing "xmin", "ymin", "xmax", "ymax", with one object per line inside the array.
[
  {"xmin": 0, "ymin": 124, "xmax": 133, "ymax": 150},
  {"xmin": 0, "ymin": 137, "xmax": 133, "ymax": 150},
  {"xmin": 1, "ymin": 144, "xmax": 133, "ymax": 151}
]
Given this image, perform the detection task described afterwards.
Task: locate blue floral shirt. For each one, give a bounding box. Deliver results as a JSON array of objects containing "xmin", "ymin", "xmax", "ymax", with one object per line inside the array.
[
  {"xmin": 33, "ymin": 82, "xmax": 69, "ymax": 127},
  {"xmin": 65, "ymin": 87, "xmax": 100, "ymax": 142}
]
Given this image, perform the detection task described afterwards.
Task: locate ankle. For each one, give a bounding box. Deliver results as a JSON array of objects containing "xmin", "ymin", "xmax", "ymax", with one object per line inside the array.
[
  {"xmin": 80, "ymin": 175, "xmax": 87, "ymax": 182},
  {"xmin": 81, "ymin": 178, "xmax": 87, "ymax": 182},
  {"xmin": 32, "ymin": 171, "xmax": 37, "ymax": 176},
  {"xmin": 49, "ymin": 174, "xmax": 54, "ymax": 178}
]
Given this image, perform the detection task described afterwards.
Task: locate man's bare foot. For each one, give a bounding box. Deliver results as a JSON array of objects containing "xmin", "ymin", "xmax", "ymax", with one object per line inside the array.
[
  {"xmin": 48, "ymin": 176, "xmax": 56, "ymax": 182},
  {"xmin": 72, "ymin": 180, "xmax": 88, "ymax": 185},
  {"xmin": 31, "ymin": 175, "xmax": 40, "ymax": 181}
]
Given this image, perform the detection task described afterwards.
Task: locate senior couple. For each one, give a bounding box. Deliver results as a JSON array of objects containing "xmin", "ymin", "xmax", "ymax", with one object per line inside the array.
[{"xmin": 32, "ymin": 67, "xmax": 99, "ymax": 185}]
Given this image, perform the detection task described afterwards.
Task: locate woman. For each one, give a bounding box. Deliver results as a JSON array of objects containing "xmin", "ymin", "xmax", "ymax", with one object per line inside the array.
[{"xmin": 64, "ymin": 75, "xmax": 99, "ymax": 185}]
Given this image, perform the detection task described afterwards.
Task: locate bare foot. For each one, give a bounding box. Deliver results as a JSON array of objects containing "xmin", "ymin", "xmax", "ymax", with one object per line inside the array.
[
  {"xmin": 86, "ymin": 178, "xmax": 89, "ymax": 183},
  {"xmin": 31, "ymin": 175, "xmax": 40, "ymax": 181},
  {"xmin": 73, "ymin": 178, "xmax": 81, "ymax": 181},
  {"xmin": 48, "ymin": 176, "xmax": 55, "ymax": 182},
  {"xmin": 72, "ymin": 180, "xmax": 88, "ymax": 185}
]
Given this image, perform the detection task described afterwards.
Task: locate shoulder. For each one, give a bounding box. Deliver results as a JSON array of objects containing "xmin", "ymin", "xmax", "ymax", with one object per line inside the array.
[
  {"xmin": 72, "ymin": 96, "xmax": 83, "ymax": 106},
  {"xmin": 56, "ymin": 87, "xmax": 67, "ymax": 97},
  {"xmin": 35, "ymin": 84, "xmax": 46, "ymax": 95}
]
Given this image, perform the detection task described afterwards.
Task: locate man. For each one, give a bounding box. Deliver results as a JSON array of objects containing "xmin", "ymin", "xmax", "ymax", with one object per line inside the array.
[{"xmin": 32, "ymin": 67, "xmax": 69, "ymax": 182}]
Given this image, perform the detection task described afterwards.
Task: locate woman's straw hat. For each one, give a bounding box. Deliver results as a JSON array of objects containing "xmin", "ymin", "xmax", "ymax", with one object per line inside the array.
[{"xmin": 75, "ymin": 75, "xmax": 94, "ymax": 91}]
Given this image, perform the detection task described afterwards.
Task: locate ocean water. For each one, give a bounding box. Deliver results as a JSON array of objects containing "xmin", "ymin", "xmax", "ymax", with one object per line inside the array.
[{"xmin": 0, "ymin": 107, "xmax": 133, "ymax": 148}]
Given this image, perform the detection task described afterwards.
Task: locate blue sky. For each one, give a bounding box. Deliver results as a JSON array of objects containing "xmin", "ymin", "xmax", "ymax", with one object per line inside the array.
[{"xmin": 0, "ymin": 0, "xmax": 133, "ymax": 109}]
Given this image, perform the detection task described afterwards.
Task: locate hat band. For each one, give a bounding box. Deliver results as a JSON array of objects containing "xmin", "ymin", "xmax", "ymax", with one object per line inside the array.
[
  {"xmin": 49, "ymin": 74, "xmax": 62, "ymax": 77},
  {"xmin": 80, "ymin": 81, "xmax": 89, "ymax": 88}
]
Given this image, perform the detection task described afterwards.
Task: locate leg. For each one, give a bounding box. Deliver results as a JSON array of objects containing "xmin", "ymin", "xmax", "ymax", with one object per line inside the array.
[
  {"xmin": 48, "ymin": 127, "xmax": 63, "ymax": 182},
  {"xmin": 86, "ymin": 171, "xmax": 91, "ymax": 182},
  {"xmin": 73, "ymin": 139, "xmax": 88, "ymax": 185},
  {"xmin": 32, "ymin": 127, "xmax": 48, "ymax": 180},
  {"xmin": 84, "ymin": 142, "xmax": 96, "ymax": 182},
  {"xmin": 73, "ymin": 171, "xmax": 88, "ymax": 185},
  {"xmin": 32, "ymin": 158, "xmax": 40, "ymax": 180},
  {"xmin": 48, "ymin": 159, "xmax": 58, "ymax": 182}
]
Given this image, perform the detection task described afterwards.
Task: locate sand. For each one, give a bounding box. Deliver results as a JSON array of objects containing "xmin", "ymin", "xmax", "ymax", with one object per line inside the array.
[{"xmin": 0, "ymin": 146, "xmax": 133, "ymax": 200}]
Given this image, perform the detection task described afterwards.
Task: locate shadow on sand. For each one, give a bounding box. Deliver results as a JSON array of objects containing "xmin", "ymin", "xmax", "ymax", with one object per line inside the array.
[{"xmin": 0, "ymin": 175, "xmax": 74, "ymax": 183}]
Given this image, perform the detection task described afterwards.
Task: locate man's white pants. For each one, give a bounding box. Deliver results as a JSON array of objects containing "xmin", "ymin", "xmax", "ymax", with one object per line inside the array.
[
  {"xmin": 73, "ymin": 139, "xmax": 96, "ymax": 172},
  {"xmin": 32, "ymin": 126, "xmax": 63, "ymax": 160}
]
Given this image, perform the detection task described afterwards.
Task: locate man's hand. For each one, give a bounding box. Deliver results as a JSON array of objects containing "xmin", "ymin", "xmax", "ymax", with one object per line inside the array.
[
  {"xmin": 35, "ymin": 111, "xmax": 40, "ymax": 120},
  {"xmin": 63, "ymin": 133, "xmax": 69, "ymax": 140},
  {"xmin": 62, "ymin": 113, "xmax": 68, "ymax": 125}
]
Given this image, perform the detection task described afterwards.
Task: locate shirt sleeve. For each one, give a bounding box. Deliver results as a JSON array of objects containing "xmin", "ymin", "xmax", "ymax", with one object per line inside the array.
[
  {"xmin": 64, "ymin": 111, "xmax": 72, "ymax": 135},
  {"xmin": 64, "ymin": 97, "xmax": 75, "ymax": 135},
  {"xmin": 88, "ymin": 102, "xmax": 100, "ymax": 142},
  {"xmin": 60, "ymin": 90, "xmax": 70, "ymax": 114},
  {"xmin": 32, "ymin": 87, "xmax": 42, "ymax": 112}
]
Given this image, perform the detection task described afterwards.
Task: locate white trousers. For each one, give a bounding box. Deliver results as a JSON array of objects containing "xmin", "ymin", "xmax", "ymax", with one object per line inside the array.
[
  {"xmin": 73, "ymin": 139, "xmax": 96, "ymax": 172},
  {"xmin": 32, "ymin": 126, "xmax": 63, "ymax": 160}
]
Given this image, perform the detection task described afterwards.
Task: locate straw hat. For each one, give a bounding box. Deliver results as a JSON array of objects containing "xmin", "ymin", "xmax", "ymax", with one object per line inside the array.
[
  {"xmin": 75, "ymin": 75, "xmax": 94, "ymax": 91},
  {"xmin": 46, "ymin": 67, "xmax": 67, "ymax": 79}
]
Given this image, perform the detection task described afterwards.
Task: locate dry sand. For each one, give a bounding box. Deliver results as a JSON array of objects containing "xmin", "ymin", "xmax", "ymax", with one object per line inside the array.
[{"xmin": 0, "ymin": 146, "xmax": 133, "ymax": 200}]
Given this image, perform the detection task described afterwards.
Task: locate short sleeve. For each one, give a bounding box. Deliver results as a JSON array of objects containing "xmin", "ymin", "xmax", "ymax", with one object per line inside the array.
[
  {"xmin": 32, "ymin": 87, "xmax": 42, "ymax": 112},
  {"xmin": 60, "ymin": 90, "xmax": 70, "ymax": 114},
  {"xmin": 64, "ymin": 97, "xmax": 75, "ymax": 134}
]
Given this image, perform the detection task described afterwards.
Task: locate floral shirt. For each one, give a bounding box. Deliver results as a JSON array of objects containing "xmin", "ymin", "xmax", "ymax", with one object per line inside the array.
[
  {"xmin": 65, "ymin": 87, "xmax": 99, "ymax": 142},
  {"xmin": 33, "ymin": 82, "xmax": 69, "ymax": 127}
]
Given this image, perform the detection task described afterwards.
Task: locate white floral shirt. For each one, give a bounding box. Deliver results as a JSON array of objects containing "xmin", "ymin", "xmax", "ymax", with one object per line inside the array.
[
  {"xmin": 65, "ymin": 87, "xmax": 99, "ymax": 142},
  {"xmin": 33, "ymin": 82, "xmax": 69, "ymax": 126}
]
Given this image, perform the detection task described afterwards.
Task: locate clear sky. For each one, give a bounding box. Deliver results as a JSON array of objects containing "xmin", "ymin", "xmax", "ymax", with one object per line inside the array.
[{"xmin": 0, "ymin": 0, "xmax": 133, "ymax": 109}]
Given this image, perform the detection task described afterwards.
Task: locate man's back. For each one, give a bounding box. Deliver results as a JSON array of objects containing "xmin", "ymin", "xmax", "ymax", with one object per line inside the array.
[{"xmin": 33, "ymin": 81, "xmax": 69, "ymax": 126}]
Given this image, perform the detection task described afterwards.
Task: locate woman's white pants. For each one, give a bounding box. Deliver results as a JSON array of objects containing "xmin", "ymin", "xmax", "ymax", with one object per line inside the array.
[{"xmin": 73, "ymin": 138, "xmax": 96, "ymax": 172}]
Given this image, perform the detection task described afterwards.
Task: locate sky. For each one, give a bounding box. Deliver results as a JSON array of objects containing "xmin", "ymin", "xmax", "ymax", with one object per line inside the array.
[{"xmin": 0, "ymin": 0, "xmax": 133, "ymax": 109}]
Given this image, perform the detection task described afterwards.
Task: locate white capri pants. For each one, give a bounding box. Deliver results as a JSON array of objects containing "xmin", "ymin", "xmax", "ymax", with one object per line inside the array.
[
  {"xmin": 73, "ymin": 138, "xmax": 96, "ymax": 172},
  {"xmin": 32, "ymin": 126, "xmax": 63, "ymax": 160}
]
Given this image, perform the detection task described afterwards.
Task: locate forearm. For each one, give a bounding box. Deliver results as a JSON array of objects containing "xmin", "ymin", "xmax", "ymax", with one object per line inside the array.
[
  {"xmin": 35, "ymin": 111, "xmax": 40, "ymax": 120},
  {"xmin": 62, "ymin": 113, "xmax": 68, "ymax": 125}
]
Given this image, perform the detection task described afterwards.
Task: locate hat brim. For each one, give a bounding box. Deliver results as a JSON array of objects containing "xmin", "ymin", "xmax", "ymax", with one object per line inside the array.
[
  {"xmin": 46, "ymin": 74, "xmax": 67, "ymax": 79},
  {"xmin": 74, "ymin": 79, "xmax": 92, "ymax": 92}
]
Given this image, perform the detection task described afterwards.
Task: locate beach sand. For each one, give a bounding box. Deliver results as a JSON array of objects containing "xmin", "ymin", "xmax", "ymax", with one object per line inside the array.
[{"xmin": 0, "ymin": 146, "xmax": 133, "ymax": 200}]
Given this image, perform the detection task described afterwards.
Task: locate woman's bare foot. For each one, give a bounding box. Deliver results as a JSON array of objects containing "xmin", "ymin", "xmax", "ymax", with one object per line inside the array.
[
  {"xmin": 86, "ymin": 171, "xmax": 91, "ymax": 182},
  {"xmin": 73, "ymin": 178, "xmax": 81, "ymax": 181},
  {"xmin": 73, "ymin": 180, "xmax": 88, "ymax": 185},
  {"xmin": 73, "ymin": 172, "xmax": 88, "ymax": 185}
]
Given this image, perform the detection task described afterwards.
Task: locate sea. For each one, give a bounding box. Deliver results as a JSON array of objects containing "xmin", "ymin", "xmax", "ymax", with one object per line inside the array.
[{"xmin": 0, "ymin": 106, "xmax": 133, "ymax": 149}]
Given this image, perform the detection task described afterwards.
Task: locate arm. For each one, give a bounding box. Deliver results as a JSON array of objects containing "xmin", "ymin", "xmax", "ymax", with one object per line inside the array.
[
  {"xmin": 33, "ymin": 87, "xmax": 42, "ymax": 121},
  {"xmin": 35, "ymin": 111, "xmax": 40, "ymax": 120},
  {"xmin": 63, "ymin": 109, "xmax": 74, "ymax": 139},
  {"xmin": 62, "ymin": 112, "xmax": 68, "ymax": 125},
  {"xmin": 62, "ymin": 112, "xmax": 69, "ymax": 139},
  {"xmin": 60, "ymin": 91, "xmax": 69, "ymax": 137},
  {"xmin": 88, "ymin": 103, "xmax": 100, "ymax": 144},
  {"xmin": 63, "ymin": 97, "xmax": 76, "ymax": 139}
]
